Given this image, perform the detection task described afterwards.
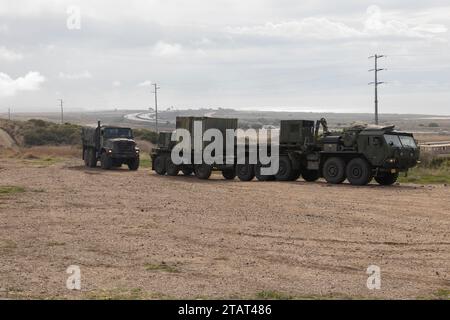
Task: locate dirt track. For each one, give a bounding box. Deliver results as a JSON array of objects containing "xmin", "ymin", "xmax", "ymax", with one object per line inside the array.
[{"xmin": 0, "ymin": 158, "xmax": 449, "ymax": 299}]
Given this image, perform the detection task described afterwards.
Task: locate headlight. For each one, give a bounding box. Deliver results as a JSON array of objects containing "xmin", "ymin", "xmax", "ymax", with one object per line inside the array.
[
  {"xmin": 107, "ymin": 149, "xmax": 113, "ymax": 153},
  {"xmin": 386, "ymin": 158, "xmax": 396, "ymax": 163}
]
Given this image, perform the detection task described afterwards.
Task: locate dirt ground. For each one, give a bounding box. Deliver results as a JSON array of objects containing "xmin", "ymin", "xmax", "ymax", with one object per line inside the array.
[{"xmin": 0, "ymin": 157, "xmax": 449, "ymax": 300}]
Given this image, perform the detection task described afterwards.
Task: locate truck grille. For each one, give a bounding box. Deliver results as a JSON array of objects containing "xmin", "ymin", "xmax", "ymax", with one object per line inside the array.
[{"xmin": 116, "ymin": 142, "xmax": 134, "ymax": 153}]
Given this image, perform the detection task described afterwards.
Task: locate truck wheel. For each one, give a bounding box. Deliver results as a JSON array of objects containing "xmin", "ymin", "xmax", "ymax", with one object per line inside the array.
[
  {"xmin": 222, "ymin": 169, "xmax": 236, "ymax": 180},
  {"xmin": 375, "ymin": 172, "xmax": 398, "ymax": 186},
  {"xmin": 100, "ymin": 152, "xmax": 112, "ymax": 170},
  {"xmin": 346, "ymin": 158, "xmax": 372, "ymax": 186},
  {"xmin": 236, "ymin": 164, "xmax": 255, "ymax": 181},
  {"xmin": 301, "ymin": 170, "xmax": 320, "ymax": 182},
  {"xmin": 290, "ymin": 169, "xmax": 301, "ymax": 181},
  {"xmin": 83, "ymin": 149, "xmax": 89, "ymax": 167},
  {"xmin": 166, "ymin": 158, "xmax": 180, "ymax": 176},
  {"xmin": 182, "ymin": 167, "xmax": 193, "ymax": 176},
  {"xmin": 275, "ymin": 156, "xmax": 293, "ymax": 181},
  {"xmin": 322, "ymin": 157, "xmax": 346, "ymax": 184},
  {"xmin": 255, "ymin": 163, "xmax": 276, "ymax": 181},
  {"xmin": 88, "ymin": 149, "xmax": 97, "ymax": 168},
  {"xmin": 194, "ymin": 164, "xmax": 212, "ymax": 180},
  {"xmin": 128, "ymin": 158, "xmax": 139, "ymax": 171},
  {"xmin": 154, "ymin": 156, "xmax": 167, "ymax": 175}
]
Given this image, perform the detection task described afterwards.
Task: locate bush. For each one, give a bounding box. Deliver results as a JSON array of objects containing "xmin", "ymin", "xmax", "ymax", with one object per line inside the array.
[
  {"xmin": 133, "ymin": 129, "xmax": 159, "ymax": 144},
  {"xmin": 428, "ymin": 122, "xmax": 440, "ymax": 128},
  {"xmin": 21, "ymin": 120, "xmax": 81, "ymax": 146}
]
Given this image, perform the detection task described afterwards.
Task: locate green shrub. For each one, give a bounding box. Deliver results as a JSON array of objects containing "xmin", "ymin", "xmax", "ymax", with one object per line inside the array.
[
  {"xmin": 133, "ymin": 129, "xmax": 159, "ymax": 144},
  {"xmin": 21, "ymin": 120, "xmax": 81, "ymax": 146}
]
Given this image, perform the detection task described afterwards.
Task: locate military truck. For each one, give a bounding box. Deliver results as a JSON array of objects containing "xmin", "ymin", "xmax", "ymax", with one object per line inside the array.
[
  {"xmin": 267, "ymin": 119, "xmax": 420, "ymax": 185},
  {"xmin": 82, "ymin": 121, "xmax": 140, "ymax": 170},
  {"xmin": 151, "ymin": 117, "xmax": 238, "ymax": 179},
  {"xmin": 151, "ymin": 117, "xmax": 419, "ymax": 185}
]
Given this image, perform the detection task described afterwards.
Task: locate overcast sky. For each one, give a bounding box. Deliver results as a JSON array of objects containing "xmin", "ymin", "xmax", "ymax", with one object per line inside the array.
[{"xmin": 0, "ymin": 0, "xmax": 449, "ymax": 114}]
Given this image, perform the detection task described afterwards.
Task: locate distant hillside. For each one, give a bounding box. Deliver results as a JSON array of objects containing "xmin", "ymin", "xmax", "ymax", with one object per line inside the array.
[{"xmin": 0, "ymin": 118, "xmax": 158, "ymax": 147}]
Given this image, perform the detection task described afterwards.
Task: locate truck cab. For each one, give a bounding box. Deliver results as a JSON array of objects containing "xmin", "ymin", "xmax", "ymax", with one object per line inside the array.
[
  {"xmin": 351, "ymin": 126, "xmax": 419, "ymax": 172},
  {"xmin": 82, "ymin": 122, "xmax": 140, "ymax": 170}
]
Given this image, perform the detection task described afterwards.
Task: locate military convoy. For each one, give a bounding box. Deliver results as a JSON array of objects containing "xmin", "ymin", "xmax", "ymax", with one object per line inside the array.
[
  {"xmin": 151, "ymin": 116, "xmax": 419, "ymax": 186},
  {"xmin": 82, "ymin": 121, "xmax": 140, "ymax": 170}
]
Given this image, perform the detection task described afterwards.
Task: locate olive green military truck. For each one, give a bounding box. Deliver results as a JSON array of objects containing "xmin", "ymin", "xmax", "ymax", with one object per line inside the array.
[
  {"xmin": 271, "ymin": 119, "xmax": 420, "ymax": 185},
  {"xmin": 82, "ymin": 121, "xmax": 140, "ymax": 170},
  {"xmin": 151, "ymin": 116, "xmax": 238, "ymax": 179},
  {"xmin": 151, "ymin": 117, "xmax": 419, "ymax": 185}
]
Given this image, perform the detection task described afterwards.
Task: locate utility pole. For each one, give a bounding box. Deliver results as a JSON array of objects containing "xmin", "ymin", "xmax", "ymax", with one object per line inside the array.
[
  {"xmin": 58, "ymin": 99, "xmax": 64, "ymax": 124},
  {"xmin": 152, "ymin": 83, "xmax": 160, "ymax": 133},
  {"xmin": 368, "ymin": 54, "xmax": 386, "ymax": 125},
  {"xmin": 8, "ymin": 107, "xmax": 11, "ymax": 120}
]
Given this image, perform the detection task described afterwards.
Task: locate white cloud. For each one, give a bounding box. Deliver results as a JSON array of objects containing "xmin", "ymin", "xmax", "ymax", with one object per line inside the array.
[
  {"xmin": 364, "ymin": 5, "xmax": 447, "ymax": 38},
  {"xmin": 0, "ymin": 47, "xmax": 23, "ymax": 61},
  {"xmin": 152, "ymin": 41, "xmax": 182, "ymax": 57},
  {"xmin": 0, "ymin": 71, "xmax": 46, "ymax": 97},
  {"xmin": 58, "ymin": 71, "xmax": 92, "ymax": 80},
  {"xmin": 112, "ymin": 81, "xmax": 121, "ymax": 87},
  {"xmin": 226, "ymin": 18, "xmax": 362, "ymax": 40},
  {"xmin": 227, "ymin": 5, "xmax": 448, "ymax": 41},
  {"xmin": 137, "ymin": 80, "xmax": 154, "ymax": 88}
]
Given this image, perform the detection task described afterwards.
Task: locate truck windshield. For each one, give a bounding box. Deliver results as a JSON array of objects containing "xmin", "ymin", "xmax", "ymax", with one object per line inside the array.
[
  {"xmin": 399, "ymin": 135, "xmax": 417, "ymax": 148},
  {"xmin": 384, "ymin": 134, "xmax": 402, "ymax": 147},
  {"xmin": 104, "ymin": 128, "xmax": 133, "ymax": 139}
]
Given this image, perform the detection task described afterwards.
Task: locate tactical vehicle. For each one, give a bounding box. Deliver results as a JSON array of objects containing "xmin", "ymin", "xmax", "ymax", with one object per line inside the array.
[
  {"xmin": 82, "ymin": 121, "xmax": 140, "ymax": 170},
  {"xmin": 151, "ymin": 117, "xmax": 238, "ymax": 179},
  {"xmin": 269, "ymin": 119, "xmax": 420, "ymax": 185},
  {"xmin": 151, "ymin": 117, "xmax": 419, "ymax": 185}
]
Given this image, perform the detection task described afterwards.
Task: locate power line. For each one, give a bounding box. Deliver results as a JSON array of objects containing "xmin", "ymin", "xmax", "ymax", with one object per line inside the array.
[
  {"xmin": 368, "ymin": 54, "xmax": 386, "ymax": 125},
  {"xmin": 152, "ymin": 83, "xmax": 160, "ymax": 133},
  {"xmin": 58, "ymin": 99, "xmax": 64, "ymax": 124}
]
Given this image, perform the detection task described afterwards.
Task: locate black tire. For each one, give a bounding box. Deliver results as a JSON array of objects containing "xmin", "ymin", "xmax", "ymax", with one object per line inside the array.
[
  {"xmin": 128, "ymin": 158, "xmax": 139, "ymax": 171},
  {"xmin": 375, "ymin": 172, "xmax": 399, "ymax": 186},
  {"xmin": 275, "ymin": 156, "xmax": 293, "ymax": 181},
  {"xmin": 88, "ymin": 149, "xmax": 97, "ymax": 168},
  {"xmin": 301, "ymin": 169, "xmax": 320, "ymax": 182},
  {"xmin": 346, "ymin": 158, "xmax": 372, "ymax": 186},
  {"xmin": 255, "ymin": 163, "xmax": 276, "ymax": 181},
  {"xmin": 222, "ymin": 169, "xmax": 236, "ymax": 180},
  {"xmin": 194, "ymin": 164, "xmax": 212, "ymax": 180},
  {"xmin": 166, "ymin": 158, "xmax": 179, "ymax": 176},
  {"xmin": 154, "ymin": 155, "xmax": 167, "ymax": 175},
  {"xmin": 181, "ymin": 167, "xmax": 193, "ymax": 176},
  {"xmin": 100, "ymin": 152, "xmax": 112, "ymax": 170},
  {"xmin": 236, "ymin": 164, "xmax": 255, "ymax": 181},
  {"xmin": 83, "ymin": 149, "xmax": 89, "ymax": 167},
  {"xmin": 290, "ymin": 169, "xmax": 301, "ymax": 181},
  {"xmin": 322, "ymin": 157, "xmax": 346, "ymax": 184}
]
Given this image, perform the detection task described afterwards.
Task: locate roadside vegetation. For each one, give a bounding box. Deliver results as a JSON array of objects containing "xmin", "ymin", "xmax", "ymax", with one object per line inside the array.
[
  {"xmin": 0, "ymin": 119, "xmax": 81, "ymax": 146},
  {"xmin": 133, "ymin": 129, "xmax": 159, "ymax": 144},
  {"xmin": 399, "ymin": 155, "xmax": 450, "ymax": 184}
]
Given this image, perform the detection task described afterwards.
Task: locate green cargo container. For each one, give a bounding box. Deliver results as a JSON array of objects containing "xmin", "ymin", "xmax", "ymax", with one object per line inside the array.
[
  {"xmin": 175, "ymin": 116, "xmax": 238, "ymax": 150},
  {"xmin": 176, "ymin": 116, "xmax": 238, "ymax": 136},
  {"xmin": 279, "ymin": 120, "xmax": 315, "ymax": 146}
]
